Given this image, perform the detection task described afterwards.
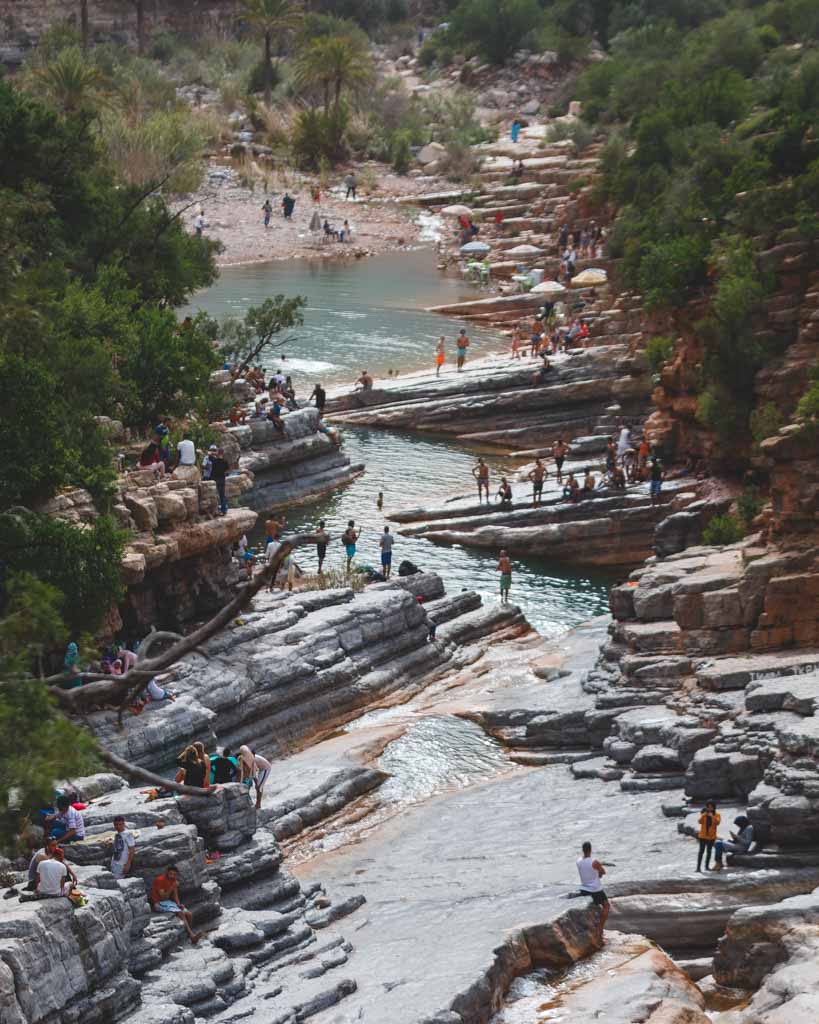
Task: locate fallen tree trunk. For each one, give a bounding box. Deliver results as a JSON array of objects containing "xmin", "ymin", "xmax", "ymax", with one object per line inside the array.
[{"xmin": 49, "ymin": 534, "xmax": 319, "ymax": 714}]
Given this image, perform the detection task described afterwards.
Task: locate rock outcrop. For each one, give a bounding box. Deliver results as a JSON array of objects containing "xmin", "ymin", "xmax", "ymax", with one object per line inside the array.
[
  {"xmin": 229, "ymin": 407, "xmax": 363, "ymax": 512},
  {"xmin": 86, "ymin": 572, "xmax": 526, "ymax": 770},
  {"xmin": 0, "ymin": 774, "xmax": 365, "ymax": 1024}
]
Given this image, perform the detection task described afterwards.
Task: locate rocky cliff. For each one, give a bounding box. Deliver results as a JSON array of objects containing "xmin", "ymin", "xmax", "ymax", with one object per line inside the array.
[{"xmin": 86, "ymin": 571, "xmax": 526, "ymax": 771}]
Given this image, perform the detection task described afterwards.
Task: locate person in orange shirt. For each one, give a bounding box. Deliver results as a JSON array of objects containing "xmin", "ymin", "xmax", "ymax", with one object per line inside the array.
[
  {"xmin": 697, "ymin": 800, "xmax": 720, "ymax": 872},
  {"xmin": 150, "ymin": 865, "xmax": 201, "ymax": 943}
]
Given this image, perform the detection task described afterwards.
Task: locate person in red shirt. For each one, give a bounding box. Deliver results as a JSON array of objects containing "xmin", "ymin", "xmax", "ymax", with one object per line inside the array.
[{"xmin": 150, "ymin": 865, "xmax": 201, "ymax": 943}]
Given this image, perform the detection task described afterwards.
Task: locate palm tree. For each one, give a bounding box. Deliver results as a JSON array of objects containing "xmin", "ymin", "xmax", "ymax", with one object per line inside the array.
[
  {"xmin": 33, "ymin": 47, "xmax": 104, "ymax": 115},
  {"xmin": 294, "ymin": 36, "xmax": 374, "ymax": 115},
  {"xmin": 239, "ymin": 0, "xmax": 303, "ymax": 106}
]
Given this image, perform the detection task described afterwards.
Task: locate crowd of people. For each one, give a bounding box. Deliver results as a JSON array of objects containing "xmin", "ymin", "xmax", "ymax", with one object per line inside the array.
[{"xmin": 556, "ymin": 221, "xmax": 605, "ymax": 283}]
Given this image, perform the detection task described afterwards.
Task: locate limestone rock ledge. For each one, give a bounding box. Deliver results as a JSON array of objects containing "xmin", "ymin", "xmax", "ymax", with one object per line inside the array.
[
  {"xmin": 229, "ymin": 406, "xmax": 364, "ymax": 512},
  {"xmin": 0, "ymin": 777, "xmax": 365, "ymax": 1024},
  {"xmin": 86, "ymin": 572, "xmax": 527, "ymax": 769}
]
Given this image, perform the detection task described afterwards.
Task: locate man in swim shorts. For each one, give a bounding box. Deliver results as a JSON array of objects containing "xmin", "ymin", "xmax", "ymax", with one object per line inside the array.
[
  {"xmin": 379, "ymin": 526, "xmax": 394, "ymax": 580},
  {"xmin": 472, "ymin": 457, "xmax": 490, "ymax": 503},
  {"xmin": 456, "ymin": 329, "xmax": 470, "ymax": 371},
  {"xmin": 553, "ymin": 438, "xmax": 569, "ymax": 484},
  {"xmin": 497, "ymin": 549, "xmax": 512, "ymax": 604},
  {"xmin": 342, "ymin": 520, "xmax": 359, "ymax": 573},
  {"xmin": 315, "ymin": 520, "xmax": 329, "ymax": 573},
  {"xmin": 528, "ymin": 457, "xmax": 547, "ymax": 506}
]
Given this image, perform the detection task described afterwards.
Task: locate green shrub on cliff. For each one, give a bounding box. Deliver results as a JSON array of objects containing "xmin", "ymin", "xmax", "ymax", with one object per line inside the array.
[
  {"xmin": 449, "ymin": 0, "xmax": 544, "ymax": 65},
  {"xmin": 702, "ymin": 513, "xmax": 746, "ymax": 547},
  {"xmin": 645, "ymin": 336, "xmax": 674, "ymax": 375}
]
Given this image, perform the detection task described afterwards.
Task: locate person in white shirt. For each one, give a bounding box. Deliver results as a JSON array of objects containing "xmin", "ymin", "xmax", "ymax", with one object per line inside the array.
[
  {"xmin": 174, "ymin": 432, "xmax": 196, "ymax": 470},
  {"xmin": 37, "ymin": 851, "xmax": 75, "ymax": 897},
  {"xmin": 110, "ymin": 815, "xmax": 136, "ymax": 879},
  {"xmin": 45, "ymin": 795, "xmax": 85, "ymax": 843},
  {"xmin": 266, "ymin": 538, "xmax": 294, "ymax": 592},
  {"xmin": 194, "ymin": 212, "xmax": 205, "ymax": 237},
  {"xmin": 576, "ymin": 840, "xmax": 610, "ymax": 930}
]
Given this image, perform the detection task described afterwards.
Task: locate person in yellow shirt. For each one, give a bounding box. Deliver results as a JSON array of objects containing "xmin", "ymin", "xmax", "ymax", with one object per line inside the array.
[{"xmin": 697, "ymin": 800, "xmax": 720, "ymax": 872}]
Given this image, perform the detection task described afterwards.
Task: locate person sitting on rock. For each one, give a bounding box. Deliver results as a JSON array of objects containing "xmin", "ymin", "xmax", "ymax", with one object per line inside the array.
[
  {"xmin": 267, "ymin": 400, "xmax": 286, "ymax": 436},
  {"xmin": 44, "ymin": 795, "xmax": 85, "ymax": 844},
  {"xmin": 36, "ymin": 846, "xmax": 76, "ymax": 899},
  {"xmin": 150, "ymin": 865, "xmax": 201, "ymax": 943},
  {"xmin": 139, "ymin": 440, "xmax": 165, "ymax": 478},
  {"xmin": 608, "ymin": 465, "xmax": 626, "ymax": 489},
  {"xmin": 712, "ymin": 815, "xmax": 754, "ymax": 871},
  {"xmin": 562, "ymin": 473, "xmax": 580, "ymax": 502},
  {"xmin": 175, "ymin": 746, "xmax": 209, "ymax": 790},
  {"xmin": 26, "ymin": 836, "xmax": 60, "ymax": 891},
  {"xmin": 496, "ymin": 478, "xmax": 513, "ymax": 508},
  {"xmin": 582, "ymin": 468, "xmax": 596, "ymax": 495},
  {"xmin": 355, "ymin": 370, "xmax": 374, "ymax": 392},
  {"xmin": 211, "ymin": 747, "xmax": 239, "ymax": 784}
]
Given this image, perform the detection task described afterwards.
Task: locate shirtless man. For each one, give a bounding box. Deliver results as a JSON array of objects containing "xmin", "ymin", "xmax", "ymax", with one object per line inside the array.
[
  {"xmin": 355, "ymin": 370, "xmax": 374, "ymax": 391},
  {"xmin": 472, "ymin": 457, "xmax": 490, "ymax": 504},
  {"xmin": 497, "ymin": 549, "xmax": 512, "ymax": 605},
  {"xmin": 315, "ymin": 519, "xmax": 330, "ymax": 574},
  {"xmin": 528, "ymin": 457, "xmax": 547, "ymax": 506},
  {"xmin": 456, "ymin": 329, "xmax": 470, "ymax": 371},
  {"xmin": 553, "ymin": 438, "xmax": 569, "ymax": 484}
]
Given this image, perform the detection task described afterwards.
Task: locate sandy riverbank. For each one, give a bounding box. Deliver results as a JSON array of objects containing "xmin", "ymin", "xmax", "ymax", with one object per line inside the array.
[{"xmin": 185, "ymin": 161, "xmax": 454, "ymax": 267}]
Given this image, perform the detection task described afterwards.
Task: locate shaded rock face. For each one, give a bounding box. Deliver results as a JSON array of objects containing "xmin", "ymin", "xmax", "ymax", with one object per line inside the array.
[
  {"xmin": 86, "ymin": 573, "xmax": 526, "ymax": 770},
  {"xmin": 711, "ymin": 885, "xmax": 819, "ymax": 1023}
]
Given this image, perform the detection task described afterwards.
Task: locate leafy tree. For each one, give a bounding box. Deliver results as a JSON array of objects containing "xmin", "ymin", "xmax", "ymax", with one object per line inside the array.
[
  {"xmin": 292, "ymin": 105, "xmax": 349, "ymax": 169},
  {"xmin": 0, "ymin": 513, "xmax": 124, "ymax": 635},
  {"xmin": 450, "ymin": 0, "xmax": 543, "ymax": 65},
  {"xmin": 220, "ymin": 296, "xmax": 307, "ymax": 374},
  {"xmin": 0, "ymin": 574, "xmax": 99, "ymax": 854},
  {"xmin": 118, "ymin": 307, "xmax": 222, "ymax": 428},
  {"xmin": 239, "ymin": 0, "xmax": 304, "ymax": 105}
]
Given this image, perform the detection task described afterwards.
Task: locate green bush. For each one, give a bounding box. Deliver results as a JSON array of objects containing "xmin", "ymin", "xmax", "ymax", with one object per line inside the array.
[
  {"xmin": 292, "ymin": 106, "xmax": 349, "ymax": 169},
  {"xmin": 796, "ymin": 374, "xmax": 819, "ymax": 422},
  {"xmin": 645, "ymin": 335, "xmax": 675, "ymax": 374},
  {"xmin": 702, "ymin": 513, "xmax": 746, "ymax": 547},
  {"xmin": 449, "ymin": 0, "xmax": 544, "ymax": 65},
  {"xmin": 247, "ymin": 59, "xmax": 282, "ymax": 96},
  {"xmin": 736, "ymin": 487, "xmax": 762, "ymax": 528},
  {"xmin": 750, "ymin": 402, "xmax": 784, "ymax": 444},
  {"xmin": 638, "ymin": 235, "xmax": 710, "ymax": 310},
  {"xmin": 391, "ymin": 133, "xmax": 412, "ymax": 174}
]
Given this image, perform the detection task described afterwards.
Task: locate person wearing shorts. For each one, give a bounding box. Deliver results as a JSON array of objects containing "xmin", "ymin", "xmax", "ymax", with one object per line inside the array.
[
  {"xmin": 650, "ymin": 458, "xmax": 664, "ymax": 506},
  {"xmin": 342, "ymin": 520, "xmax": 359, "ymax": 573},
  {"xmin": 528, "ymin": 457, "xmax": 546, "ymax": 506},
  {"xmin": 456, "ymin": 329, "xmax": 470, "ymax": 371},
  {"xmin": 379, "ymin": 526, "xmax": 394, "ymax": 580},
  {"xmin": 150, "ymin": 866, "xmax": 200, "ymax": 943},
  {"xmin": 497, "ymin": 550, "xmax": 512, "ymax": 604},
  {"xmin": 472, "ymin": 458, "xmax": 490, "ymax": 504},
  {"xmin": 576, "ymin": 841, "xmax": 610, "ymax": 930},
  {"xmin": 316, "ymin": 520, "xmax": 329, "ymax": 573},
  {"xmin": 553, "ymin": 438, "xmax": 569, "ymax": 484},
  {"xmin": 435, "ymin": 336, "xmax": 446, "ymax": 377}
]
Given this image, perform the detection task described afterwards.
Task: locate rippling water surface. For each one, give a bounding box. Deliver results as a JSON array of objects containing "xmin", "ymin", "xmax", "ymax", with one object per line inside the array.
[
  {"xmin": 192, "ymin": 252, "xmax": 616, "ymax": 636},
  {"xmin": 187, "ymin": 248, "xmax": 500, "ymax": 388}
]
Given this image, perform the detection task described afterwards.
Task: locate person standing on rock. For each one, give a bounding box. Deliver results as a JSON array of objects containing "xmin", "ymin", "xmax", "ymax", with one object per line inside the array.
[
  {"xmin": 696, "ymin": 801, "xmax": 720, "ymax": 872},
  {"xmin": 649, "ymin": 458, "xmax": 664, "ymax": 506},
  {"xmin": 617, "ymin": 423, "xmax": 632, "ymax": 464},
  {"xmin": 497, "ymin": 550, "xmax": 512, "ymax": 604},
  {"xmin": 435, "ymin": 336, "xmax": 446, "ymax": 376},
  {"xmin": 310, "ymin": 382, "xmax": 327, "ymax": 417},
  {"xmin": 379, "ymin": 525, "xmax": 395, "ymax": 580},
  {"xmin": 238, "ymin": 745, "xmax": 271, "ymax": 810},
  {"xmin": 344, "ymin": 172, "xmax": 357, "ymax": 199},
  {"xmin": 472, "ymin": 457, "xmax": 490, "ymax": 503},
  {"xmin": 553, "ymin": 438, "xmax": 569, "ymax": 484},
  {"xmin": 316, "ymin": 520, "xmax": 330, "ymax": 574},
  {"xmin": 210, "ymin": 447, "xmax": 229, "ymax": 515},
  {"xmin": 576, "ymin": 841, "xmax": 610, "ymax": 931},
  {"xmin": 456, "ymin": 329, "xmax": 470, "ymax": 371},
  {"xmin": 528, "ymin": 458, "xmax": 547, "ymax": 505},
  {"xmin": 342, "ymin": 520, "xmax": 360, "ymax": 573},
  {"xmin": 262, "ymin": 198, "xmax": 273, "ymax": 228},
  {"xmin": 150, "ymin": 865, "xmax": 201, "ymax": 944},
  {"xmin": 110, "ymin": 815, "xmax": 136, "ymax": 880}
]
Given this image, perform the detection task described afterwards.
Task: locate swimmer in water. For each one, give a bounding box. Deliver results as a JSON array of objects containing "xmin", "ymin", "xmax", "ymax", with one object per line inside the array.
[{"xmin": 376, "ymin": 491, "xmax": 383, "ymax": 511}]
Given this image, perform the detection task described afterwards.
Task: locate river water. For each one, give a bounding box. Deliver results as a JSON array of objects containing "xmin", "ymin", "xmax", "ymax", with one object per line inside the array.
[{"xmin": 188, "ymin": 251, "xmax": 616, "ymax": 637}]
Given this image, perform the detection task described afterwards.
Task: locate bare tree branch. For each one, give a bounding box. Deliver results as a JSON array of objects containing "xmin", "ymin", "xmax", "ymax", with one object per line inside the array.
[
  {"xmin": 48, "ymin": 534, "xmax": 319, "ymax": 713},
  {"xmin": 98, "ymin": 748, "xmax": 217, "ymax": 797}
]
